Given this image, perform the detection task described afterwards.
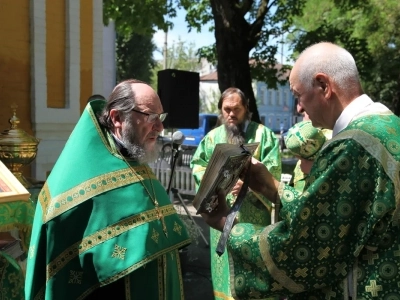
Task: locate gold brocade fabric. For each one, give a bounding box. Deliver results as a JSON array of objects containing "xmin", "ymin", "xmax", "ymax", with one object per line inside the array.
[
  {"xmin": 0, "ymin": 199, "xmax": 35, "ymax": 252},
  {"xmin": 228, "ymin": 113, "xmax": 400, "ymax": 299}
]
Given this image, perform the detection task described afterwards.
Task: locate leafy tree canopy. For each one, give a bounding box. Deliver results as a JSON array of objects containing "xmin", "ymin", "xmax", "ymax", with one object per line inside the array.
[
  {"xmin": 150, "ymin": 39, "xmax": 202, "ymax": 90},
  {"xmin": 103, "ymin": 0, "xmax": 307, "ymax": 123},
  {"xmin": 103, "ymin": 0, "xmax": 179, "ymax": 35},
  {"xmin": 290, "ymin": 0, "xmax": 400, "ymax": 114},
  {"xmin": 116, "ymin": 33, "xmax": 157, "ymax": 83}
]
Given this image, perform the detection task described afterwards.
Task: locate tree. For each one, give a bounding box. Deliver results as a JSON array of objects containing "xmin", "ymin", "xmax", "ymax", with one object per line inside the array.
[
  {"xmin": 289, "ymin": 0, "xmax": 400, "ymax": 115},
  {"xmin": 150, "ymin": 39, "xmax": 202, "ymax": 91},
  {"xmin": 104, "ymin": 0, "xmax": 307, "ymax": 123},
  {"xmin": 181, "ymin": 0, "xmax": 305, "ymax": 123},
  {"xmin": 103, "ymin": 0, "xmax": 178, "ymax": 35},
  {"xmin": 116, "ymin": 33, "xmax": 157, "ymax": 83}
]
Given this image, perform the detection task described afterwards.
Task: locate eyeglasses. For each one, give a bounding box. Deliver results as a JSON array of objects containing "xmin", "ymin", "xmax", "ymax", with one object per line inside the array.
[{"xmin": 131, "ymin": 108, "xmax": 168, "ymax": 123}]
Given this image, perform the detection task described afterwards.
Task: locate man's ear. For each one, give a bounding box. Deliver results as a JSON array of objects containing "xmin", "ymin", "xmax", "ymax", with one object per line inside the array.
[
  {"xmin": 315, "ymin": 73, "xmax": 331, "ymax": 99},
  {"xmin": 110, "ymin": 109, "xmax": 123, "ymax": 129}
]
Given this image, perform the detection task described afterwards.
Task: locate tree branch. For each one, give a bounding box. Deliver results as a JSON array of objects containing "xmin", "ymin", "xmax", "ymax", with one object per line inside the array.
[
  {"xmin": 237, "ymin": 0, "xmax": 254, "ymax": 16},
  {"xmin": 248, "ymin": 0, "xmax": 270, "ymax": 47}
]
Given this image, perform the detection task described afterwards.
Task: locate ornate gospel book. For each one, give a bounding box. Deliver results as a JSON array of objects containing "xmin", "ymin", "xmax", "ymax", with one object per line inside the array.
[
  {"xmin": 0, "ymin": 160, "xmax": 30, "ymax": 203},
  {"xmin": 192, "ymin": 142, "xmax": 259, "ymax": 214}
]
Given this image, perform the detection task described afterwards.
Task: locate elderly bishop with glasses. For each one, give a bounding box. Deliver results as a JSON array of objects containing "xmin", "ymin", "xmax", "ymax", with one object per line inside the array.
[{"xmin": 25, "ymin": 79, "xmax": 191, "ymax": 300}]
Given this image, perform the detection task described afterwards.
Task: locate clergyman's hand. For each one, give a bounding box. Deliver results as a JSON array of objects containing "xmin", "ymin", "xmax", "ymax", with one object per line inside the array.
[
  {"xmin": 241, "ymin": 158, "xmax": 280, "ymax": 202},
  {"xmin": 231, "ymin": 179, "xmax": 243, "ymax": 196},
  {"xmin": 200, "ymin": 188, "xmax": 230, "ymax": 232}
]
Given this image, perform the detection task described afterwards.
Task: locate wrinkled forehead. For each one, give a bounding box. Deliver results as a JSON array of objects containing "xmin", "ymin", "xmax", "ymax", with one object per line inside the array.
[{"xmin": 134, "ymin": 85, "xmax": 163, "ymax": 111}]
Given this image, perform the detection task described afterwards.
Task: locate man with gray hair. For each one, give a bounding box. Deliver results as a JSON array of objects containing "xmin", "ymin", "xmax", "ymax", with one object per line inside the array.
[
  {"xmin": 25, "ymin": 79, "xmax": 191, "ymax": 299},
  {"xmin": 200, "ymin": 42, "xmax": 400, "ymax": 299}
]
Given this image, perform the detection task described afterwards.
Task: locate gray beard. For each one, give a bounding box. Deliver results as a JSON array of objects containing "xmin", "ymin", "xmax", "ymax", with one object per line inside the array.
[
  {"xmin": 120, "ymin": 121, "xmax": 161, "ymax": 164},
  {"xmin": 224, "ymin": 121, "xmax": 246, "ymax": 145}
]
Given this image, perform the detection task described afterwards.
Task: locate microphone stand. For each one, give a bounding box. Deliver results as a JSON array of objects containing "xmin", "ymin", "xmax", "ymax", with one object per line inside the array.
[
  {"xmin": 166, "ymin": 146, "xmax": 181, "ymax": 195},
  {"xmin": 165, "ymin": 143, "xmax": 209, "ymax": 247}
]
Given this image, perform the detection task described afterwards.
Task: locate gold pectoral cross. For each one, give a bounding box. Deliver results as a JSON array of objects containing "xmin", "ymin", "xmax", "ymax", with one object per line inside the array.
[{"xmin": 155, "ymin": 202, "xmax": 168, "ymax": 237}]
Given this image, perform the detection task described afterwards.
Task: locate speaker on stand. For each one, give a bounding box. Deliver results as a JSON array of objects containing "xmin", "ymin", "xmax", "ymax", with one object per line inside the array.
[
  {"xmin": 157, "ymin": 70, "xmax": 207, "ymax": 246},
  {"xmin": 157, "ymin": 69, "xmax": 199, "ymax": 129}
]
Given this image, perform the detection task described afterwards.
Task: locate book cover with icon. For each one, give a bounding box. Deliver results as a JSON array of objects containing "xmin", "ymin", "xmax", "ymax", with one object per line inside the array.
[{"xmin": 192, "ymin": 142, "xmax": 259, "ymax": 214}]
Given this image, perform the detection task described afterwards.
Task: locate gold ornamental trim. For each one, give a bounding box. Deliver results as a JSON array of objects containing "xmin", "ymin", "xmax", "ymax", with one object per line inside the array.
[
  {"xmin": 46, "ymin": 204, "xmax": 177, "ymax": 281},
  {"xmin": 40, "ymin": 165, "xmax": 157, "ymax": 222}
]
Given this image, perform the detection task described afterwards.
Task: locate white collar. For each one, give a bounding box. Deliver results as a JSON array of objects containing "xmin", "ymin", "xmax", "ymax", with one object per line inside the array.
[{"xmin": 332, "ymin": 94, "xmax": 374, "ymax": 137}]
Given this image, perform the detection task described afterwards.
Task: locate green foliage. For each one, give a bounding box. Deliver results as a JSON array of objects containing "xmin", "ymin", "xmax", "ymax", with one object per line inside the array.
[
  {"xmin": 200, "ymin": 89, "xmax": 220, "ymax": 113},
  {"xmin": 165, "ymin": 38, "xmax": 202, "ymax": 71},
  {"xmin": 150, "ymin": 39, "xmax": 202, "ymax": 90},
  {"xmin": 290, "ymin": 0, "xmax": 400, "ymax": 114},
  {"xmin": 116, "ymin": 33, "xmax": 157, "ymax": 83},
  {"xmin": 103, "ymin": 0, "xmax": 180, "ymax": 35},
  {"xmin": 103, "ymin": 0, "xmax": 311, "ymax": 122}
]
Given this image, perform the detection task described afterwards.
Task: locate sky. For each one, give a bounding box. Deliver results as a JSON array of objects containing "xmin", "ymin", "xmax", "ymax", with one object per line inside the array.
[
  {"xmin": 152, "ymin": 8, "xmax": 291, "ymax": 63},
  {"xmin": 152, "ymin": 9, "xmax": 215, "ymax": 61}
]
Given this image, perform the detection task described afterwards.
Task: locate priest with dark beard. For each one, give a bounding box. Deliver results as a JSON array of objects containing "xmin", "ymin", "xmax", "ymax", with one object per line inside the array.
[{"xmin": 190, "ymin": 87, "xmax": 282, "ymax": 300}]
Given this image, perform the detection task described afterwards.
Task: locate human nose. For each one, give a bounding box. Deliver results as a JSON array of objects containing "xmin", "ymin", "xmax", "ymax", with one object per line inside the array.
[{"xmin": 152, "ymin": 118, "xmax": 164, "ymax": 131}]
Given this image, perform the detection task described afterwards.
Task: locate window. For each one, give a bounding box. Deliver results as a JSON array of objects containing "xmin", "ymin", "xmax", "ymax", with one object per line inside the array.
[
  {"xmin": 268, "ymin": 90, "xmax": 273, "ymax": 105},
  {"xmin": 283, "ymin": 90, "xmax": 288, "ymax": 106},
  {"xmin": 258, "ymin": 88, "xmax": 265, "ymax": 105},
  {"xmin": 277, "ymin": 90, "xmax": 281, "ymax": 106}
]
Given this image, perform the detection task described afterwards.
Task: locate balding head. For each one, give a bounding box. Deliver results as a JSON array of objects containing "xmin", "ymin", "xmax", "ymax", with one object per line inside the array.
[
  {"xmin": 292, "ymin": 42, "xmax": 362, "ymax": 95},
  {"xmin": 289, "ymin": 43, "xmax": 364, "ymax": 129},
  {"xmin": 98, "ymin": 79, "xmax": 162, "ymax": 131}
]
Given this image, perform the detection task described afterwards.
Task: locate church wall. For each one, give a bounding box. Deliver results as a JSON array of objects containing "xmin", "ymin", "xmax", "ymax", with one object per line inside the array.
[
  {"xmin": 0, "ymin": 0, "xmax": 114, "ymax": 183},
  {"xmin": 0, "ymin": 1, "xmax": 32, "ymax": 179},
  {"xmin": 0, "ymin": 1, "xmax": 31, "ymax": 134}
]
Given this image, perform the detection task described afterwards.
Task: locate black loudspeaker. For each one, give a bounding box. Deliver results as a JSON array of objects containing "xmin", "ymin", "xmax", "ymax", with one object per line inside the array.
[{"xmin": 157, "ymin": 69, "xmax": 199, "ymax": 128}]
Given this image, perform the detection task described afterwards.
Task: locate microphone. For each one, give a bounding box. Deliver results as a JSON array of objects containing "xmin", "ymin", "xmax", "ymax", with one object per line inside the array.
[
  {"xmin": 166, "ymin": 131, "xmax": 185, "ymax": 194},
  {"xmin": 172, "ymin": 131, "xmax": 185, "ymax": 150}
]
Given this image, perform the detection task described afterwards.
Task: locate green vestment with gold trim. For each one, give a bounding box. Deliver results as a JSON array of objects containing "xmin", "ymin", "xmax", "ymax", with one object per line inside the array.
[
  {"xmin": 190, "ymin": 122, "xmax": 281, "ymax": 300},
  {"xmin": 227, "ymin": 112, "xmax": 400, "ymax": 299},
  {"xmin": 24, "ymin": 100, "xmax": 191, "ymax": 300}
]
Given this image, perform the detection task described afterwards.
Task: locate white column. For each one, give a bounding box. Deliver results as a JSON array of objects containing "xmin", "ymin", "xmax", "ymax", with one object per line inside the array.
[
  {"xmin": 65, "ymin": 0, "xmax": 81, "ymax": 110},
  {"xmin": 30, "ymin": 0, "xmax": 81, "ymax": 181},
  {"xmin": 92, "ymin": 0, "xmax": 104, "ymax": 95},
  {"xmin": 102, "ymin": 20, "xmax": 116, "ymax": 98}
]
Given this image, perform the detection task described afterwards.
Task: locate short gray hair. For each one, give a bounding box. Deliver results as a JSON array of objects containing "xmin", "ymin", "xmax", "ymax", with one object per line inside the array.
[{"xmin": 297, "ymin": 43, "xmax": 360, "ymax": 91}]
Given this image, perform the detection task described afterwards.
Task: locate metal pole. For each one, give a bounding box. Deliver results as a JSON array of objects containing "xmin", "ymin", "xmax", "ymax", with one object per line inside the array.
[{"xmin": 163, "ymin": 30, "xmax": 168, "ymax": 69}]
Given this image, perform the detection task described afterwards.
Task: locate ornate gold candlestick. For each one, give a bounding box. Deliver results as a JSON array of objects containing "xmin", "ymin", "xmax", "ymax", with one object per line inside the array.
[{"xmin": 0, "ymin": 104, "xmax": 40, "ymax": 188}]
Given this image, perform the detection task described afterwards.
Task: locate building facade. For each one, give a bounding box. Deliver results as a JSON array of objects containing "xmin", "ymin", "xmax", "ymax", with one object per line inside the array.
[
  {"xmin": 0, "ymin": 0, "xmax": 116, "ymax": 182},
  {"xmin": 256, "ymin": 81, "xmax": 297, "ymax": 133},
  {"xmin": 199, "ymin": 64, "xmax": 299, "ymax": 133}
]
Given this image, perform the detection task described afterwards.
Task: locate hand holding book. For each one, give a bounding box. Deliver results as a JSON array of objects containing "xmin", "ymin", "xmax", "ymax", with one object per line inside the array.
[
  {"xmin": 240, "ymin": 157, "xmax": 281, "ymax": 202},
  {"xmin": 199, "ymin": 155, "xmax": 282, "ymax": 233},
  {"xmin": 192, "ymin": 142, "xmax": 259, "ymax": 215}
]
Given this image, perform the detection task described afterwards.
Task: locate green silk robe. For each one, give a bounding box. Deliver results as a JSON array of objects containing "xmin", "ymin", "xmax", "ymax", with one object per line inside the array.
[
  {"xmin": 24, "ymin": 100, "xmax": 191, "ymax": 300},
  {"xmin": 190, "ymin": 121, "xmax": 282, "ymax": 300},
  {"xmin": 227, "ymin": 112, "xmax": 400, "ymax": 299}
]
